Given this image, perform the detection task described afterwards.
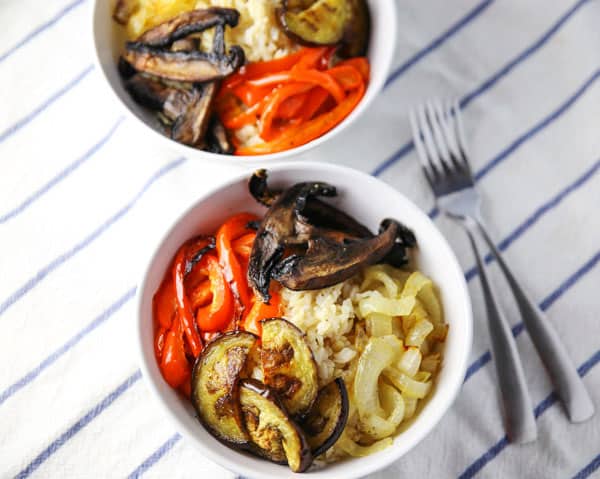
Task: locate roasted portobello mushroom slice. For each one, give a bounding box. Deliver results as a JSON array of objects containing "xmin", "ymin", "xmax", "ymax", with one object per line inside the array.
[
  {"xmin": 171, "ymin": 82, "xmax": 217, "ymax": 146},
  {"xmin": 273, "ymin": 219, "xmax": 401, "ymax": 291},
  {"xmin": 122, "ymin": 44, "xmax": 245, "ymax": 82},
  {"xmin": 191, "ymin": 332, "xmax": 257, "ymax": 445},
  {"xmin": 260, "ymin": 318, "xmax": 319, "ymax": 418},
  {"xmin": 239, "ymin": 379, "xmax": 312, "ymax": 472},
  {"xmin": 135, "ymin": 8, "xmax": 240, "ymax": 48},
  {"xmin": 124, "ymin": 74, "xmax": 196, "ymax": 121},
  {"xmin": 302, "ymin": 378, "xmax": 349, "ymax": 457},
  {"xmin": 248, "ymin": 180, "xmax": 336, "ymax": 302}
]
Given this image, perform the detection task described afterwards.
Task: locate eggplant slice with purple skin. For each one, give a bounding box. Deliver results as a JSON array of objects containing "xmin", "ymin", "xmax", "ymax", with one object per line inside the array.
[
  {"xmin": 302, "ymin": 378, "xmax": 349, "ymax": 457},
  {"xmin": 260, "ymin": 318, "xmax": 319, "ymax": 418},
  {"xmin": 191, "ymin": 332, "xmax": 257, "ymax": 446},
  {"xmin": 239, "ymin": 379, "xmax": 313, "ymax": 472},
  {"xmin": 247, "ymin": 170, "xmax": 416, "ymax": 301}
]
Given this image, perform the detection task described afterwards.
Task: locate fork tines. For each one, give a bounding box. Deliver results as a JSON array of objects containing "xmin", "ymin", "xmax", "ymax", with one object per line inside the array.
[{"xmin": 409, "ymin": 100, "xmax": 474, "ymax": 193}]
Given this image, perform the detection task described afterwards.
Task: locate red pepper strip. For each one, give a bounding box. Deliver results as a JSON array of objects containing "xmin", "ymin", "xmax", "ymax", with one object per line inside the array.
[
  {"xmin": 242, "ymin": 291, "xmax": 281, "ymax": 336},
  {"xmin": 196, "ymin": 254, "xmax": 234, "ymax": 332},
  {"xmin": 301, "ymin": 87, "xmax": 330, "ymax": 121},
  {"xmin": 222, "ymin": 101, "xmax": 262, "ymax": 130},
  {"xmin": 220, "ymin": 49, "xmax": 308, "ymax": 91},
  {"xmin": 172, "ymin": 244, "xmax": 202, "ymax": 357},
  {"xmin": 259, "ymin": 83, "xmax": 314, "ymax": 140},
  {"xmin": 236, "ymin": 84, "xmax": 365, "ymax": 155},
  {"xmin": 216, "ymin": 213, "xmax": 258, "ymax": 311},
  {"xmin": 335, "ymin": 57, "xmax": 370, "ymax": 82},
  {"xmin": 232, "ymin": 232, "xmax": 256, "ymax": 259},
  {"xmin": 201, "ymin": 331, "xmax": 221, "ymax": 343},
  {"xmin": 154, "ymin": 326, "xmax": 167, "ymax": 361},
  {"xmin": 328, "ymin": 65, "xmax": 363, "ymax": 91},
  {"xmin": 278, "ymin": 91, "xmax": 310, "ymax": 119},
  {"xmin": 189, "ymin": 279, "xmax": 213, "ymax": 311},
  {"xmin": 248, "ymin": 70, "xmax": 344, "ymax": 104},
  {"xmin": 160, "ymin": 317, "xmax": 191, "ymax": 388},
  {"xmin": 232, "ymin": 83, "xmax": 273, "ymax": 107},
  {"xmin": 153, "ymin": 277, "xmax": 177, "ymax": 330},
  {"xmin": 179, "ymin": 380, "xmax": 191, "ymax": 398},
  {"xmin": 292, "ymin": 46, "xmax": 332, "ymax": 70}
]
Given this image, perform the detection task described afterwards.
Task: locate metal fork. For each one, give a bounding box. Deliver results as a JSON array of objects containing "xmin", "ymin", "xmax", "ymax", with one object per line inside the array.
[{"xmin": 410, "ymin": 100, "xmax": 594, "ymax": 443}]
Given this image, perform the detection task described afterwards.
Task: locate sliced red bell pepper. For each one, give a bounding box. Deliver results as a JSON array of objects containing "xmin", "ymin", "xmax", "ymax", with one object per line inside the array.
[
  {"xmin": 172, "ymin": 244, "xmax": 203, "ymax": 357},
  {"xmin": 242, "ymin": 290, "xmax": 281, "ymax": 336},
  {"xmin": 196, "ymin": 254, "xmax": 234, "ymax": 332},
  {"xmin": 328, "ymin": 65, "xmax": 363, "ymax": 91},
  {"xmin": 232, "ymin": 232, "xmax": 256, "ymax": 259},
  {"xmin": 154, "ymin": 325, "xmax": 168, "ymax": 361},
  {"xmin": 160, "ymin": 318, "xmax": 191, "ymax": 388},
  {"xmin": 189, "ymin": 279, "xmax": 212, "ymax": 311},
  {"xmin": 236, "ymin": 84, "xmax": 365, "ymax": 155},
  {"xmin": 153, "ymin": 277, "xmax": 177, "ymax": 330},
  {"xmin": 259, "ymin": 83, "xmax": 314, "ymax": 140},
  {"xmin": 216, "ymin": 213, "xmax": 258, "ymax": 311}
]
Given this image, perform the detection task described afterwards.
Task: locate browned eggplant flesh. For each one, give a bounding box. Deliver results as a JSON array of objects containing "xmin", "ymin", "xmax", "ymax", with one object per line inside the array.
[
  {"xmin": 278, "ymin": 0, "xmax": 370, "ymax": 57},
  {"xmin": 191, "ymin": 332, "xmax": 257, "ymax": 445},
  {"xmin": 239, "ymin": 379, "xmax": 313, "ymax": 472},
  {"xmin": 260, "ymin": 318, "xmax": 319, "ymax": 418},
  {"xmin": 247, "ymin": 170, "xmax": 416, "ymax": 301},
  {"xmin": 301, "ymin": 378, "xmax": 349, "ymax": 456}
]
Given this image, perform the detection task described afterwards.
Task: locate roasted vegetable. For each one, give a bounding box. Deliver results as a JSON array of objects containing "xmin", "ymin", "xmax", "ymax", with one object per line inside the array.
[
  {"xmin": 302, "ymin": 378, "xmax": 349, "ymax": 456},
  {"xmin": 248, "ymin": 180, "xmax": 336, "ymax": 302},
  {"xmin": 273, "ymin": 219, "xmax": 401, "ymax": 291},
  {"xmin": 278, "ymin": 0, "xmax": 369, "ymax": 57},
  {"xmin": 339, "ymin": 0, "xmax": 370, "ymax": 58},
  {"xmin": 123, "ymin": 44, "xmax": 245, "ymax": 82},
  {"xmin": 135, "ymin": 8, "xmax": 240, "ymax": 48},
  {"xmin": 279, "ymin": 0, "xmax": 350, "ymax": 46},
  {"xmin": 239, "ymin": 379, "xmax": 313, "ymax": 472},
  {"xmin": 113, "ymin": 0, "xmax": 139, "ymax": 25},
  {"xmin": 260, "ymin": 318, "xmax": 319, "ymax": 417},
  {"xmin": 171, "ymin": 82, "xmax": 217, "ymax": 146},
  {"xmin": 125, "ymin": 74, "xmax": 196, "ymax": 121},
  {"xmin": 191, "ymin": 332, "xmax": 257, "ymax": 445}
]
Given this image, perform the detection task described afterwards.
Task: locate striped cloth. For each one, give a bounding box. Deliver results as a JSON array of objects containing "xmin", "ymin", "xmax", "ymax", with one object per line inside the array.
[{"xmin": 1, "ymin": 0, "xmax": 599, "ymax": 477}]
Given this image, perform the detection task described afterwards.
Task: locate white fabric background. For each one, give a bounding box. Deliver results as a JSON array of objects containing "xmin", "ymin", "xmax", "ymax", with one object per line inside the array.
[{"xmin": 1, "ymin": 0, "xmax": 599, "ymax": 478}]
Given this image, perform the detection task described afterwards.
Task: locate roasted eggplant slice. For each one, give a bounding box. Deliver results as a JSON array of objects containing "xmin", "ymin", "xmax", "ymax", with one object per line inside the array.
[
  {"xmin": 260, "ymin": 318, "xmax": 319, "ymax": 418},
  {"xmin": 273, "ymin": 219, "xmax": 400, "ymax": 291},
  {"xmin": 279, "ymin": 0, "xmax": 350, "ymax": 46},
  {"xmin": 339, "ymin": 0, "xmax": 370, "ymax": 58},
  {"xmin": 205, "ymin": 115, "xmax": 234, "ymax": 154},
  {"xmin": 239, "ymin": 379, "xmax": 313, "ymax": 472},
  {"xmin": 191, "ymin": 332, "xmax": 257, "ymax": 445},
  {"xmin": 171, "ymin": 82, "xmax": 217, "ymax": 146},
  {"xmin": 135, "ymin": 8, "xmax": 240, "ymax": 48},
  {"xmin": 123, "ymin": 44, "xmax": 245, "ymax": 82},
  {"xmin": 302, "ymin": 378, "xmax": 349, "ymax": 457}
]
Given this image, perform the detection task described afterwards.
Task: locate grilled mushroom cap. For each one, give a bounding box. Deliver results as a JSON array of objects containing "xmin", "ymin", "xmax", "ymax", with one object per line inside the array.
[
  {"xmin": 135, "ymin": 8, "xmax": 240, "ymax": 48},
  {"xmin": 171, "ymin": 82, "xmax": 217, "ymax": 146},
  {"xmin": 123, "ymin": 44, "xmax": 245, "ymax": 83}
]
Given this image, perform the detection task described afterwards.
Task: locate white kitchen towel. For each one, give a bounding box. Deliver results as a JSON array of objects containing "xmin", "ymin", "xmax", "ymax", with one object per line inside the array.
[{"xmin": 1, "ymin": 0, "xmax": 599, "ymax": 478}]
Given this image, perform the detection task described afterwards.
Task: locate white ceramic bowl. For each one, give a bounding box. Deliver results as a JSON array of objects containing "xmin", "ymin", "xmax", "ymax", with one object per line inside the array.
[
  {"xmin": 91, "ymin": 0, "xmax": 397, "ymax": 164},
  {"xmin": 136, "ymin": 162, "xmax": 472, "ymax": 479}
]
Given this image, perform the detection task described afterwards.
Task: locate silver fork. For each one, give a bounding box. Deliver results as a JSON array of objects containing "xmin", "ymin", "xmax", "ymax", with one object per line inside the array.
[{"xmin": 410, "ymin": 100, "xmax": 594, "ymax": 442}]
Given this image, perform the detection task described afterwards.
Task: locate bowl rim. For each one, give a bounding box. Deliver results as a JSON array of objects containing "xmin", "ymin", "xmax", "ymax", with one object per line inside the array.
[
  {"xmin": 135, "ymin": 161, "xmax": 473, "ymax": 479},
  {"xmin": 90, "ymin": 0, "xmax": 398, "ymax": 164}
]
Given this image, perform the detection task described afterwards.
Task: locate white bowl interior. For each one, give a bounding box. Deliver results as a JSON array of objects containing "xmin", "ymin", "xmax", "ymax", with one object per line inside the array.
[
  {"xmin": 91, "ymin": 0, "xmax": 397, "ymax": 163},
  {"xmin": 136, "ymin": 162, "xmax": 472, "ymax": 479}
]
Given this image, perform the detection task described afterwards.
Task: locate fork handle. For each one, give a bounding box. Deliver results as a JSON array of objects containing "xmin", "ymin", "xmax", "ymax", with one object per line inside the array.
[
  {"xmin": 474, "ymin": 217, "xmax": 595, "ymax": 423},
  {"xmin": 463, "ymin": 218, "xmax": 537, "ymax": 443}
]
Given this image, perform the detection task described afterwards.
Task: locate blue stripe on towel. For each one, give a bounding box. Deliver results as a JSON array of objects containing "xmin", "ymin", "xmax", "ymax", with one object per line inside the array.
[
  {"xmin": 0, "ymin": 157, "xmax": 185, "ymax": 318},
  {"xmin": 572, "ymin": 454, "xmax": 600, "ymax": 479},
  {"xmin": 0, "ymin": 65, "xmax": 93, "ymax": 145},
  {"xmin": 128, "ymin": 434, "xmax": 182, "ymax": 479}
]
